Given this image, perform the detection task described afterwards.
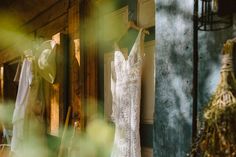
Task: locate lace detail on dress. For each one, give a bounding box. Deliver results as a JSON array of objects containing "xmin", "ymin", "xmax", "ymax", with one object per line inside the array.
[{"xmin": 111, "ymin": 29, "xmax": 144, "ymax": 157}]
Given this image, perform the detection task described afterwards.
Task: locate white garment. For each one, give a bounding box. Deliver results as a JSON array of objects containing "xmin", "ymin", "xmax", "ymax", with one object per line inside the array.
[
  {"xmin": 111, "ymin": 29, "xmax": 144, "ymax": 157},
  {"xmin": 37, "ymin": 40, "xmax": 57, "ymax": 84},
  {"xmin": 11, "ymin": 58, "xmax": 33, "ymax": 153},
  {"xmin": 11, "ymin": 40, "xmax": 57, "ymax": 154}
]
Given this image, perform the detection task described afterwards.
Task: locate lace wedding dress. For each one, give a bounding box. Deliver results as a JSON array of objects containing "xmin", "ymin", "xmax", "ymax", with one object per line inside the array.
[{"xmin": 111, "ymin": 29, "xmax": 144, "ymax": 157}]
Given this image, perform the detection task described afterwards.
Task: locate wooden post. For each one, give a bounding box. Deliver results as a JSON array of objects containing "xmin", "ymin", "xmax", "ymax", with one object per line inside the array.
[
  {"xmin": 80, "ymin": 0, "xmax": 99, "ymax": 126},
  {"xmin": 68, "ymin": 0, "xmax": 85, "ymax": 130}
]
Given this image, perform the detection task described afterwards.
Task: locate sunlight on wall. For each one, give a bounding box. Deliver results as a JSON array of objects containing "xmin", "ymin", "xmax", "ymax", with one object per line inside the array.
[
  {"xmin": 0, "ymin": 4, "xmax": 119, "ymax": 157},
  {"xmin": 74, "ymin": 39, "xmax": 80, "ymax": 66},
  {"xmin": 0, "ymin": 66, "xmax": 3, "ymax": 103},
  {"xmin": 50, "ymin": 84, "xmax": 60, "ymax": 136},
  {"xmin": 0, "ymin": 12, "xmax": 35, "ymax": 59}
]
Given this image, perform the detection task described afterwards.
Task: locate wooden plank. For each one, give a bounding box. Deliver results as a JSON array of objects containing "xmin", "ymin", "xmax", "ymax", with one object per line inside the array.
[
  {"xmin": 141, "ymin": 147, "xmax": 153, "ymax": 157},
  {"xmin": 50, "ymin": 83, "xmax": 60, "ymax": 136},
  {"xmin": 44, "ymin": 33, "xmax": 69, "ymax": 134},
  {"xmin": 101, "ymin": 6, "xmax": 128, "ymax": 42},
  {"xmin": 141, "ymin": 124, "xmax": 153, "ymax": 148},
  {"xmin": 141, "ymin": 40, "xmax": 155, "ymax": 124},
  {"xmin": 44, "ymin": 81, "xmax": 51, "ymax": 133},
  {"xmin": 0, "ymin": 0, "xmax": 68, "ymax": 64},
  {"xmin": 103, "ymin": 53, "xmax": 113, "ymax": 121},
  {"xmin": 0, "ymin": 31, "xmax": 35, "ymax": 64},
  {"xmin": 0, "ymin": 47, "xmax": 21, "ymax": 65},
  {"xmin": 68, "ymin": 2, "xmax": 79, "ymax": 39},
  {"xmin": 80, "ymin": 0, "xmax": 98, "ymax": 122},
  {"xmin": 0, "ymin": 0, "xmax": 68, "ymax": 63},
  {"xmin": 137, "ymin": 0, "xmax": 155, "ymax": 28},
  {"xmin": 3, "ymin": 63, "xmax": 18, "ymax": 101},
  {"xmin": 68, "ymin": 0, "xmax": 84, "ymax": 129},
  {"xmin": 36, "ymin": 13, "xmax": 67, "ymax": 38},
  {"xmin": 58, "ymin": 33, "xmax": 69, "ymax": 129},
  {"xmin": 9, "ymin": 0, "xmax": 59, "ymax": 24},
  {"xmin": 85, "ymin": 37, "xmax": 98, "ymax": 120},
  {"xmin": 22, "ymin": 0, "xmax": 69, "ymax": 33}
]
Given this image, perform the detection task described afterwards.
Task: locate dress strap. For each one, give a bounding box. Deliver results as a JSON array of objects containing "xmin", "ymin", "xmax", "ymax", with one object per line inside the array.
[
  {"xmin": 114, "ymin": 42, "xmax": 120, "ymax": 51},
  {"xmin": 140, "ymin": 29, "xmax": 145, "ymax": 58},
  {"xmin": 129, "ymin": 28, "xmax": 145, "ymax": 58}
]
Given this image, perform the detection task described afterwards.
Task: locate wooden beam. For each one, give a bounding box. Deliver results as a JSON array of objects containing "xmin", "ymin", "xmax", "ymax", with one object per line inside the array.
[
  {"xmin": 36, "ymin": 13, "xmax": 68, "ymax": 38},
  {"xmin": 78, "ymin": 0, "xmax": 99, "ymax": 126},
  {"xmin": 9, "ymin": 0, "xmax": 59, "ymax": 25},
  {"xmin": 68, "ymin": 0, "xmax": 85, "ymax": 129},
  {"xmin": 85, "ymin": 36, "xmax": 98, "ymax": 120},
  {"xmin": 0, "ymin": 46, "xmax": 20, "ymax": 65},
  {"xmin": 0, "ymin": 0, "xmax": 69, "ymax": 63},
  {"xmin": 82, "ymin": 0, "xmax": 98, "ymax": 122},
  {"xmin": 22, "ymin": 0, "xmax": 69, "ymax": 34}
]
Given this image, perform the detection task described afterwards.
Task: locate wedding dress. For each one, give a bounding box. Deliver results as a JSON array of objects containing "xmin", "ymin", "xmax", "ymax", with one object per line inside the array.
[
  {"xmin": 110, "ymin": 29, "xmax": 144, "ymax": 157},
  {"xmin": 11, "ymin": 50, "xmax": 34, "ymax": 153}
]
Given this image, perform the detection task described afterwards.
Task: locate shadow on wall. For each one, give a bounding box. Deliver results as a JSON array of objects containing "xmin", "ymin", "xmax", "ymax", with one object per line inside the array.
[
  {"xmin": 154, "ymin": 0, "xmax": 235, "ymax": 156},
  {"xmin": 198, "ymin": 22, "xmax": 234, "ymax": 120},
  {"xmin": 155, "ymin": 0, "xmax": 193, "ymax": 157}
]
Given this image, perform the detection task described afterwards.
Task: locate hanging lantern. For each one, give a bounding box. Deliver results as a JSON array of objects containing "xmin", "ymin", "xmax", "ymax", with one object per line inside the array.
[{"xmin": 198, "ymin": 0, "xmax": 233, "ymax": 31}]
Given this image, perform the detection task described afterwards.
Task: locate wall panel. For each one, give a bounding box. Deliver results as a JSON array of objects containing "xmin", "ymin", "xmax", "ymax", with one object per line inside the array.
[{"xmin": 137, "ymin": 0, "xmax": 155, "ymax": 28}]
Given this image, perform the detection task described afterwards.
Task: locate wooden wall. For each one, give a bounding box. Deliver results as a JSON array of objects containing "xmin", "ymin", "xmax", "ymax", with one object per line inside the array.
[
  {"xmin": 3, "ymin": 63, "xmax": 18, "ymax": 101},
  {"xmin": 0, "ymin": 0, "xmax": 84, "ymax": 134},
  {"xmin": 0, "ymin": 0, "xmax": 69, "ymax": 64},
  {"xmin": 0, "ymin": 0, "xmax": 99, "ymax": 134}
]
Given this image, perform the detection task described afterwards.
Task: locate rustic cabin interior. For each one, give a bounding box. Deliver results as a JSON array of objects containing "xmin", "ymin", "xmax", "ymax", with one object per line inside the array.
[{"xmin": 0, "ymin": 0, "xmax": 236, "ymax": 157}]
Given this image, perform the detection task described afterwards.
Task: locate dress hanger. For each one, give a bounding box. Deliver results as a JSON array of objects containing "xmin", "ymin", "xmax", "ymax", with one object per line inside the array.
[
  {"xmin": 115, "ymin": 21, "xmax": 149, "ymax": 47},
  {"xmin": 24, "ymin": 49, "xmax": 34, "ymax": 60},
  {"xmin": 127, "ymin": 21, "xmax": 150, "ymax": 35}
]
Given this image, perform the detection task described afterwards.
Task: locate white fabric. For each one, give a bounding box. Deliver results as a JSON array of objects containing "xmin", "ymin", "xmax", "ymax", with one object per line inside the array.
[
  {"xmin": 37, "ymin": 40, "xmax": 56, "ymax": 84},
  {"xmin": 111, "ymin": 29, "xmax": 144, "ymax": 157},
  {"xmin": 11, "ymin": 58, "xmax": 33, "ymax": 153},
  {"xmin": 11, "ymin": 40, "xmax": 57, "ymax": 153}
]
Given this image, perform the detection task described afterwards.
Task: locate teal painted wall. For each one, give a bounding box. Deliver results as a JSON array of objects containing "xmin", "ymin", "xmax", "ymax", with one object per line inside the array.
[
  {"xmin": 154, "ymin": 1, "xmax": 235, "ymax": 156},
  {"xmin": 154, "ymin": 1, "xmax": 193, "ymax": 156}
]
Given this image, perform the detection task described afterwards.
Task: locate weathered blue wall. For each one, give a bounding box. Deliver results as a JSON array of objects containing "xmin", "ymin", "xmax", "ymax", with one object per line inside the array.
[
  {"xmin": 198, "ymin": 17, "xmax": 236, "ymax": 116},
  {"xmin": 154, "ymin": 1, "xmax": 193, "ymax": 156},
  {"xmin": 154, "ymin": 0, "xmax": 235, "ymax": 156},
  {"xmin": 198, "ymin": 30, "xmax": 234, "ymax": 118}
]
